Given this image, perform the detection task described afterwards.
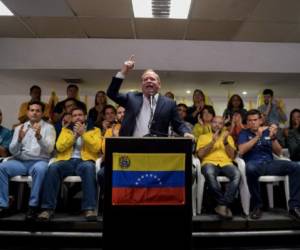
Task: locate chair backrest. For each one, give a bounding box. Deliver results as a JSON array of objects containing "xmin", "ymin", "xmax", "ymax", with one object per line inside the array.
[
  {"xmin": 216, "ymin": 176, "xmax": 230, "ymax": 182},
  {"xmin": 258, "ymin": 176, "xmax": 286, "ymax": 182},
  {"xmin": 63, "ymin": 176, "xmax": 82, "ymax": 183},
  {"xmin": 10, "ymin": 176, "xmax": 32, "ymax": 183}
]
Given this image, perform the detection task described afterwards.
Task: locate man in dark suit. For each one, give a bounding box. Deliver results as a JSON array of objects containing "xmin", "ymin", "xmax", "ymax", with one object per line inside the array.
[{"xmin": 107, "ymin": 55, "xmax": 194, "ymax": 139}]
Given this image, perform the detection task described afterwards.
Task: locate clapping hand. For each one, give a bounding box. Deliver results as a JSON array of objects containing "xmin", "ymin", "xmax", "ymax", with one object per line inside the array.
[
  {"xmin": 224, "ymin": 115, "xmax": 231, "ymax": 125},
  {"xmin": 273, "ymin": 99, "xmax": 281, "ymax": 109},
  {"xmin": 256, "ymin": 126, "xmax": 266, "ymax": 138},
  {"xmin": 73, "ymin": 122, "xmax": 85, "ymax": 137},
  {"xmin": 269, "ymin": 123, "xmax": 278, "ymax": 139},
  {"xmin": 212, "ymin": 130, "xmax": 220, "ymax": 143},
  {"xmin": 32, "ymin": 122, "xmax": 42, "ymax": 140},
  {"xmin": 197, "ymin": 114, "xmax": 203, "ymax": 125},
  {"xmin": 223, "ymin": 130, "xmax": 229, "ymax": 145},
  {"xmin": 18, "ymin": 124, "xmax": 28, "ymax": 142}
]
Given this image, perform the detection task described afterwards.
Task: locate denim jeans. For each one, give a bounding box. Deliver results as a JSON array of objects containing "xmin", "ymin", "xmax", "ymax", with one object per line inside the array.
[
  {"xmin": 246, "ymin": 159, "xmax": 300, "ymax": 209},
  {"xmin": 201, "ymin": 164, "xmax": 241, "ymax": 206},
  {"xmin": 97, "ymin": 166, "xmax": 105, "ymax": 192},
  {"xmin": 41, "ymin": 158, "xmax": 97, "ymax": 211},
  {"xmin": 0, "ymin": 159, "xmax": 48, "ymax": 208}
]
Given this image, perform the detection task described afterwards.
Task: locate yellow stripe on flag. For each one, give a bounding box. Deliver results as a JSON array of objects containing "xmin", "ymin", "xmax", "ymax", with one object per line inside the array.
[{"xmin": 113, "ymin": 153, "xmax": 185, "ymax": 171}]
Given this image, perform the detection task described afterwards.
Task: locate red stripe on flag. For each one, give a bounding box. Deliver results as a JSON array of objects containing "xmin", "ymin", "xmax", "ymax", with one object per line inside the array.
[{"xmin": 112, "ymin": 187, "xmax": 185, "ymax": 205}]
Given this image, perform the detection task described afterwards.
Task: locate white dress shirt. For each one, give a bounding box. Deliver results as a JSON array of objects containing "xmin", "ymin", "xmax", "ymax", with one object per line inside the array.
[{"xmin": 133, "ymin": 93, "xmax": 158, "ymax": 137}]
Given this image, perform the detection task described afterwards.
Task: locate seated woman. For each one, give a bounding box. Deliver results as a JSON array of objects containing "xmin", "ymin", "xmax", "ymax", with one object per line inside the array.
[
  {"xmin": 223, "ymin": 94, "xmax": 247, "ymax": 125},
  {"xmin": 227, "ymin": 110, "xmax": 245, "ymax": 146},
  {"xmin": 283, "ymin": 109, "xmax": 300, "ymax": 139},
  {"xmin": 96, "ymin": 106, "xmax": 126, "ymax": 214},
  {"xmin": 192, "ymin": 105, "xmax": 215, "ymax": 144},
  {"xmin": 286, "ymin": 109, "xmax": 300, "ymax": 163},
  {"xmin": 187, "ymin": 89, "xmax": 212, "ymax": 125},
  {"xmin": 87, "ymin": 91, "xmax": 107, "ymax": 129}
]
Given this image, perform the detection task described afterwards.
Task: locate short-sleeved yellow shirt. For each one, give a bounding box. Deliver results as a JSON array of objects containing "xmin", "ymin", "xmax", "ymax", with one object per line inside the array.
[{"xmin": 196, "ymin": 132, "xmax": 236, "ymax": 167}]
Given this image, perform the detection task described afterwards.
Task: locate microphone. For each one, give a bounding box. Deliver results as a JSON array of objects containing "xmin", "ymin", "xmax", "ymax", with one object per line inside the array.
[
  {"xmin": 149, "ymin": 95, "xmax": 154, "ymax": 112},
  {"xmin": 148, "ymin": 95, "xmax": 154, "ymax": 130}
]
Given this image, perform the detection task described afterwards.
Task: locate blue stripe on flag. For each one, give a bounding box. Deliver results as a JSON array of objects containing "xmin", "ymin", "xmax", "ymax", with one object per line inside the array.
[{"xmin": 112, "ymin": 171, "xmax": 185, "ymax": 188}]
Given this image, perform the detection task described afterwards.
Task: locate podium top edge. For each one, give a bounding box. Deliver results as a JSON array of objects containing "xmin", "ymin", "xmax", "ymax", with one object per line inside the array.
[{"xmin": 105, "ymin": 137, "xmax": 192, "ymax": 140}]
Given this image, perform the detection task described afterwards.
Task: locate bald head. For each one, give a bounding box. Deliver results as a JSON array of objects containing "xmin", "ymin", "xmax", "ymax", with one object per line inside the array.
[{"xmin": 211, "ymin": 116, "xmax": 224, "ymax": 133}]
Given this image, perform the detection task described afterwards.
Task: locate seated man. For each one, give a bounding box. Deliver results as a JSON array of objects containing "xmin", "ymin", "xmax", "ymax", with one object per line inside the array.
[
  {"xmin": 38, "ymin": 107, "xmax": 102, "ymax": 221},
  {"xmin": 52, "ymin": 84, "xmax": 86, "ymax": 123},
  {"xmin": 0, "ymin": 109, "xmax": 12, "ymax": 158},
  {"xmin": 101, "ymin": 105, "xmax": 117, "ymax": 135},
  {"xmin": 170, "ymin": 103, "xmax": 193, "ymax": 136},
  {"xmin": 54, "ymin": 97, "xmax": 78, "ymax": 137},
  {"xmin": 0, "ymin": 101, "xmax": 56, "ymax": 219},
  {"xmin": 238, "ymin": 109, "xmax": 300, "ymax": 220},
  {"xmin": 257, "ymin": 89, "xmax": 287, "ymax": 125},
  {"xmin": 197, "ymin": 116, "xmax": 240, "ymax": 219},
  {"xmin": 18, "ymin": 85, "xmax": 50, "ymax": 123}
]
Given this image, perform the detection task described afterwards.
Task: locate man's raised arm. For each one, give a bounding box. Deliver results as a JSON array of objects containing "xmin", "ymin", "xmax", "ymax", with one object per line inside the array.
[{"xmin": 107, "ymin": 55, "xmax": 135, "ymax": 107}]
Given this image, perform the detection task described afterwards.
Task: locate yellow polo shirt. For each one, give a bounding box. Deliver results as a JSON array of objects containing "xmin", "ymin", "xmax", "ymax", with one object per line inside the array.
[{"xmin": 196, "ymin": 132, "xmax": 236, "ymax": 167}]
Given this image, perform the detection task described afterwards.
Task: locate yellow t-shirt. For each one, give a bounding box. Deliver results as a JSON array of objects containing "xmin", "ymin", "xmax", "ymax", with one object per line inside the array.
[
  {"xmin": 192, "ymin": 123, "xmax": 212, "ymax": 143},
  {"xmin": 196, "ymin": 132, "xmax": 236, "ymax": 167}
]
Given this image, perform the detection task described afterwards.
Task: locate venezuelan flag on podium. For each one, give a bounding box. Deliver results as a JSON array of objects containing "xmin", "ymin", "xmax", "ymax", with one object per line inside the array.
[{"xmin": 112, "ymin": 153, "xmax": 186, "ymax": 205}]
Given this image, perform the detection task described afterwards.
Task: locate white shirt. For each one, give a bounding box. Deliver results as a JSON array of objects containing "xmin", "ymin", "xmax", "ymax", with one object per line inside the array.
[
  {"xmin": 71, "ymin": 136, "xmax": 83, "ymax": 159},
  {"xmin": 133, "ymin": 93, "xmax": 158, "ymax": 137},
  {"xmin": 9, "ymin": 120, "xmax": 56, "ymax": 161}
]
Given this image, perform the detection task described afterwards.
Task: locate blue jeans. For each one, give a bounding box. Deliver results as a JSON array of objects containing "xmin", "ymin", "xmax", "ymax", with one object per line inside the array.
[
  {"xmin": 0, "ymin": 159, "xmax": 48, "ymax": 208},
  {"xmin": 201, "ymin": 164, "xmax": 241, "ymax": 206},
  {"xmin": 246, "ymin": 160, "xmax": 300, "ymax": 209},
  {"xmin": 41, "ymin": 158, "xmax": 97, "ymax": 211},
  {"xmin": 97, "ymin": 166, "xmax": 105, "ymax": 192}
]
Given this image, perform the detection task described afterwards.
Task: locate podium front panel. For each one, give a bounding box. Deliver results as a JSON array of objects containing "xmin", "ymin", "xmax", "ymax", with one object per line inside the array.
[{"xmin": 103, "ymin": 137, "xmax": 192, "ymax": 250}]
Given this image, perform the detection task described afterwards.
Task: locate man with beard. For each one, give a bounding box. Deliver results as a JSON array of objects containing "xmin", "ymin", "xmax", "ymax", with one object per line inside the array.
[{"xmin": 238, "ymin": 109, "xmax": 300, "ymax": 221}]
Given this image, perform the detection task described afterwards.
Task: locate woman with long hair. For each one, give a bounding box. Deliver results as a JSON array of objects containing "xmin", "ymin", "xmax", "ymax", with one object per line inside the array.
[
  {"xmin": 87, "ymin": 91, "xmax": 107, "ymax": 128},
  {"xmin": 286, "ymin": 109, "xmax": 300, "ymax": 162},
  {"xmin": 187, "ymin": 89, "xmax": 209, "ymax": 125},
  {"xmin": 223, "ymin": 94, "xmax": 247, "ymax": 125}
]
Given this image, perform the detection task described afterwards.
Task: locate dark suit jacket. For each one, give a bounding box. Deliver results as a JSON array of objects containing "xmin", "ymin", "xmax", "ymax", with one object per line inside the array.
[{"xmin": 107, "ymin": 77, "xmax": 190, "ymax": 137}]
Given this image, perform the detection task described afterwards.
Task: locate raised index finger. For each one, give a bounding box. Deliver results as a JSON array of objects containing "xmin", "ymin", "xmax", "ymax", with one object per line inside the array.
[{"xmin": 129, "ymin": 54, "xmax": 135, "ymax": 61}]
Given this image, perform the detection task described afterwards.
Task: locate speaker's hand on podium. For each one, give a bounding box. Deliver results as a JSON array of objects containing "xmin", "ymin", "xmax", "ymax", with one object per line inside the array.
[{"xmin": 184, "ymin": 132, "xmax": 195, "ymax": 141}]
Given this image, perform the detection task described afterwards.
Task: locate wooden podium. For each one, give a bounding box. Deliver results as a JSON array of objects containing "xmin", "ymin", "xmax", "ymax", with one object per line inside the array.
[{"xmin": 103, "ymin": 137, "xmax": 193, "ymax": 250}]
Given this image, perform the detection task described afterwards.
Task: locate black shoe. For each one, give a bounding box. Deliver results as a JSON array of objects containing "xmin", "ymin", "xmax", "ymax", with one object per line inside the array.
[
  {"xmin": 0, "ymin": 207, "xmax": 10, "ymax": 218},
  {"xmin": 250, "ymin": 207, "xmax": 263, "ymax": 220},
  {"xmin": 25, "ymin": 207, "xmax": 39, "ymax": 221},
  {"xmin": 289, "ymin": 208, "xmax": 300, "ymax": 222}
]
